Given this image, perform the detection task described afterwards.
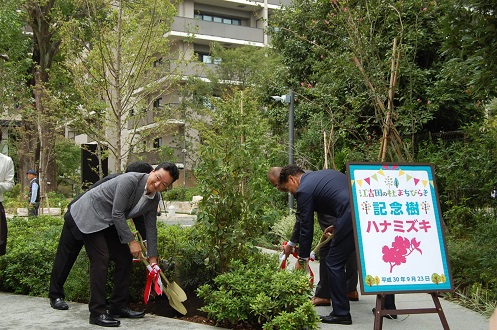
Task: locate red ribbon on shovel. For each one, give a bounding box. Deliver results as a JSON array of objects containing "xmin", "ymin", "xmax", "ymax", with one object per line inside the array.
[
  {"xmin": 279, "ymin": 241, "xmax": 298, "ymax": 270},
  {"xmin": 279, "ymin": 232, "xmax": 334, "ymax": 284},
  {"xmin": 144, "ymin": 262, "xmax": 164, "ymax": 304}
]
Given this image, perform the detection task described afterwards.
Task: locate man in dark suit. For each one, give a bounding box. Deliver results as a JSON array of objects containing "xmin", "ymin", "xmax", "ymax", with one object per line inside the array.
[
  {"xmin": 279, "ymin": 165, "xmax": 355, "ymax": 325},
  {"xmin": 48, "ymin": 162, "xmax": 153, "ymax": 312},
  {"xmin": 268, "ymin": 167, "xmax": 359, "ymax": 306},
  {"xmin": 51, "ymin": 161, "xmax": 178, "ymax": 327}
]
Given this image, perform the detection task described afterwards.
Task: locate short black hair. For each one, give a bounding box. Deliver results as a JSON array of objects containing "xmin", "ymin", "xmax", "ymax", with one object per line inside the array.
[
  {"xmin": 125, "ymin": 161, "xmax": 153, "ymax": 174},
  {"xmin": 155, "ymin": 161, "xmax": 180, "ymax": 182},
  {"xmin": 279, "ymin": 164, "xmax": 304, "ymax": 185}
]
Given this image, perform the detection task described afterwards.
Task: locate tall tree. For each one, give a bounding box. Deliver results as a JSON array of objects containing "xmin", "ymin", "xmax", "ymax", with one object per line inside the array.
[
  {"xmin": 1, "ymin": 0, "xmax": 87, "ymax": 196},
  {"xmin": 0, "ymin": 0, "xmax": 32, "ymax": 179},
  {"xmin": 194, "ymin": 89, "xmax": 281, "ymax": 273},
  {"xmin": 61, "ymin": 0, "xmax": 183, "ymax": 173},
  {"xmin": 269, "ymin": 0, "xmax": 484, "ymax": 166},
  {"xmin": 182, "ymin": 44, "xmax": 290, "ymax": 165}
]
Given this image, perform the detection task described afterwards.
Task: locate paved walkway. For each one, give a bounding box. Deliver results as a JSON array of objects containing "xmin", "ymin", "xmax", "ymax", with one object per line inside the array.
[{"xmin": 0, "ymin": 289, "xmax": 489, "ymax": 329}]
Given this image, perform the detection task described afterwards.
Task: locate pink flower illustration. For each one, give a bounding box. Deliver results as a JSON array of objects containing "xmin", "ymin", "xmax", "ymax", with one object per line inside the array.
[{"xmin": 382, "ymin": 236, "xmax": 422, "ymax": 273}]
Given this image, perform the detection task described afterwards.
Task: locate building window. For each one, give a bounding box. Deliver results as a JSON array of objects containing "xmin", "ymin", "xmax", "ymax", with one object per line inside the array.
[
  {"xmin": 154, "ymin": 137, "xmax": 162, "ymax": 148},
  {"xmin": 201, "ymin": 96, "xmax": 220, "ymax": 111},
  {"xmin": 199, "ymin": 54, "xmax": 221, "ymax": 65},
  {"xmin": 153, "ymin": 98, "xmax": 162, "ymax": 108},
  {"xmin": 195, "ymin": 13, "xmax": 241, "ymax": 26}
]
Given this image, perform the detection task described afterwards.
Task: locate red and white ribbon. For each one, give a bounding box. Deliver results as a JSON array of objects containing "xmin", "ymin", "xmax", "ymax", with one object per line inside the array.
[
  {"xmin": 144, "ymin": 263, "xmax": 163, "ymax": 304},
  {"xmin": 280, "ymin": 241, "xmax": 314, "ymax": 284}
]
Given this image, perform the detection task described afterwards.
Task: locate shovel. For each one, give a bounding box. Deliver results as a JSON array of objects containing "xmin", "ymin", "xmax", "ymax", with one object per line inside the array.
[
  {"xmin": 139, "ymin": 253, "xmax": 188, "ymax": 315},
  {"xmin": 310, "ymin": 231, "xmax": 334, "ymax": 260},
  {"xmin": 161, "ymin": 270, "xmax": 187, "ymax": 302},
  {"xmin": 135, "ymin": 233, "xmax": 188, "ymax": 314},
  {"xmin": 136, "ymin": 235, "xmax": 188, "ymax": 302}
]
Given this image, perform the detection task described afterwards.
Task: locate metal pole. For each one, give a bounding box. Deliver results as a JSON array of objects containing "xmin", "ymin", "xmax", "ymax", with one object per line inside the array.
[
  {"xmin": 288, "ymin": 90, "xmax": 294, "ymax": 213},
  {"xmin": 182, "ymin": 125, "xmax": 186, "ymax": 190}
]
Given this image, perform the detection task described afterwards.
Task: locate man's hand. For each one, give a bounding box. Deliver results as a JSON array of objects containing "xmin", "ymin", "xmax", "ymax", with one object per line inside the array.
[
  {"xmin": 282, "ymin": 243, "xmax": 295, "ymax": 259},
  {"xmin": 129, "ymin": 240, "xmax": 142, "ymax": 259},
  {"xmin": 295, "ymin": 258, "xmax": 308, "ymax": 271},
  {"xmin": 150, "ymin": 262, "xmax": 161, "ymax": 274}
]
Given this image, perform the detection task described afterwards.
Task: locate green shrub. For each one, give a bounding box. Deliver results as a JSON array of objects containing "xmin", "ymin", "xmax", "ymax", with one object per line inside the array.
[
  {"xmin": 162, "ymin": 187, "xmax": 201, "ymax": 201},
  {"xmin": 268, "ymin": 213, "xmax": 325, "ymax": 259},
  {"xmin": 1, "ymin": 216, "xmax": 62, "ymax": 296},
  {"xmin": 155, "ymin": 223, "xmax": 214, "ymax": 291},
  {"xmin": 444, "ymin": 203, "xmax": 474, "ymax": 238},
  {"xmin": 263, "ymin": 303, "xmax": 319, "ymax": 330},
  {"xmin": 197, "ymin": 253, "xmax": 319, "ymax": 329},
  {"xmin": 0, "ymin": 215, "xmax": 213, "ymax": 304}
]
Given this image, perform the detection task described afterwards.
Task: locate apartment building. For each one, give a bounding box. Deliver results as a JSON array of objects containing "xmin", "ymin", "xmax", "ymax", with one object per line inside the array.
[{"xmin": 72, "ymin": 0, "xmax": 291, "ymax": 187}]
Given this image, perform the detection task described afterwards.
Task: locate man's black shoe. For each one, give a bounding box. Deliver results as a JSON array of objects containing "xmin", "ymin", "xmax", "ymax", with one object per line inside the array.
[
  {"xmin": 50, "ymin": 298, "xmax": 69, "ymax": 310},
  {"xmin": 108, "ymin": 307, "xmax": 145, "ymax": 319},
  {"xmin": 372, "ymin": 308, "xmax": 398, "ymax": 319},
  {"xmin": 89, "ymin": 314, "xmax": 120, "ymax": 327},
  {"xmin": 320, "ymin": 312, "xmax": 352, "ymax": 325}
]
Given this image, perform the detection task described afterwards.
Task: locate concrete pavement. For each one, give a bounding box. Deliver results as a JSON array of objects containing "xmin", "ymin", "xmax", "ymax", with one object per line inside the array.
[
  {"xmin": 0, "ymin": 282, "xmax": 489, "ymax": 330},
  {"xmin": 0, "ymin": 292, "xmax": 222, "ymax": 329}
]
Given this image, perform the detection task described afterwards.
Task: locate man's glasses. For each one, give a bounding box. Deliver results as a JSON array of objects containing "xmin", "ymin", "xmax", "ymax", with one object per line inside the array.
[{"xmin": 155, "ymin": 174, "xmax": 169, "ymax": 188}]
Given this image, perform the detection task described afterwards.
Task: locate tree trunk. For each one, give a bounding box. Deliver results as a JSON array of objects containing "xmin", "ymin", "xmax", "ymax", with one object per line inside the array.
[{"xmin": 33, "ymin": 71, "xmax": 57, "ymax": 196}]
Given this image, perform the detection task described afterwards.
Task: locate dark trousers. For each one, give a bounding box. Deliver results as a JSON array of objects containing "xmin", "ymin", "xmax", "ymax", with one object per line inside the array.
[
  {"xmin": 385, "ymin": 294, "xmax": 396, "ymax": 310},
  {"xmin": 49, "ymin": 211, "xmax": 145, "ymax": 302},
  {"xmin": 315, "ymin": 242, "xmax": 358, "ymax": 298},
  {"xmin": 0, "ymin": 202, "xmax": 7, "ymax": 256},
  {"xmin": 83, "ymin": 225, "xmax": 132, "ymax": 316},
  {"xmin": 28, "ymin": 202, "xmax": 40, "ymax": 216},
  {"xmin": 326, "ymin": 232, "xmax": 356, "ymax": 316},
  {"xmin": 49, "ymin": 212, "xmax": 84, "ymax": 300}
]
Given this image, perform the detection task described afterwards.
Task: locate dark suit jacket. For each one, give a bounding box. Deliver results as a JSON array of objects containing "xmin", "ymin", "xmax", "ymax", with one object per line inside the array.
[
  {"xmin": 295, "ymin": 169, "xmax": 352, "ymax": 259},
  {"xmin": 289, "ymin": 212, "xmax": 336, "ymax": 244}
]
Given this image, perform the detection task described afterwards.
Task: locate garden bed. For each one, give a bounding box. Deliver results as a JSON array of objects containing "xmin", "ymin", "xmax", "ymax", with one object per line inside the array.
[{"xmin": 130, "ymin": 289, "xmax": 260, "ymax": 329}]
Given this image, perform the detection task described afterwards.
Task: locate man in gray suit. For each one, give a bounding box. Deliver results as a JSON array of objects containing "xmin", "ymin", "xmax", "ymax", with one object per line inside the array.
[
  {"xmin": 58, "ymin": 161, "xmax": 178, "ymax": 327},
  {"xmin": 49, "ymin": 161, "xmax": 153, "ymax": 312}
]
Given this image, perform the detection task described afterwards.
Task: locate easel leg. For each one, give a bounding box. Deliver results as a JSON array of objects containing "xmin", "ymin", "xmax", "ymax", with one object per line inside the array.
[
  {"xmin": 431, "ymin": 292, "xmax": 450, "ymax": 330},
  {"xmin": 373, "ymin": 294, "xmax": 385, "ymax": 330}
]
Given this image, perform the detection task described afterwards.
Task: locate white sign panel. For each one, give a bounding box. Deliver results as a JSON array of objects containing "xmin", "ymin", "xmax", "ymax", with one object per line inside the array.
[{"xmin": 347, "ymin": 163, "xmax": 453, "ymax": 294}]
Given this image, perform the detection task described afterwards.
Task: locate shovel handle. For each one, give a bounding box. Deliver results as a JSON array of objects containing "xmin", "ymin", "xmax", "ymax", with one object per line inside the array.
[
  {"xmin": 135, "ymin": 232, "xmax": 172, "ymax": 286},
  {"xmin": 311, "ymin": 232, "xmax": 334, "ymax": 256}
]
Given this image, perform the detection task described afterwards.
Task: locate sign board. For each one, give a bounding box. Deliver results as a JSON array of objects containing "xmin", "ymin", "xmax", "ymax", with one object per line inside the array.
[{"xmin": 347, "ymin": 163, "xmax": 453, "ymax": 294}]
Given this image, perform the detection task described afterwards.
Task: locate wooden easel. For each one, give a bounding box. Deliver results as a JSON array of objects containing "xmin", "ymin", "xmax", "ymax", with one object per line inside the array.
[{"xmin": 373, "ymin": 292, "xmax": 450, "ymax": 330}]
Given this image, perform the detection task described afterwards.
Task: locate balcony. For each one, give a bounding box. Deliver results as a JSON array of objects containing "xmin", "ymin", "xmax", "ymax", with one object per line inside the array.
[
  {"xmin": 169, "ymin": 17, "xmax": 265, "ymax": 46},
  {"xmin": 195, "ymin": 0, "xmax": 291, "ymax": 9}
]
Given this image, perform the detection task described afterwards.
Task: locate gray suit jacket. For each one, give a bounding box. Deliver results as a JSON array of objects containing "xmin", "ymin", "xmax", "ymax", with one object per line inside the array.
[{"xmin": 70, "ymin": 172, "xmax": 159, "ymax": 257}]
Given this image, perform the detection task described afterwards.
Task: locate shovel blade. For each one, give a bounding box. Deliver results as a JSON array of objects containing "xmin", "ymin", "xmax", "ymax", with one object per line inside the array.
[
  {"xmin": 169, "ymin": 299, "xmax": 187, "ymax": 315},
  {"xmin": 164, "ymin": 287, "xmax": 187, "ymax": 315},
  {"xmin": 169, "ymin": 281, "xmax": 187, "ymax": 302}
]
